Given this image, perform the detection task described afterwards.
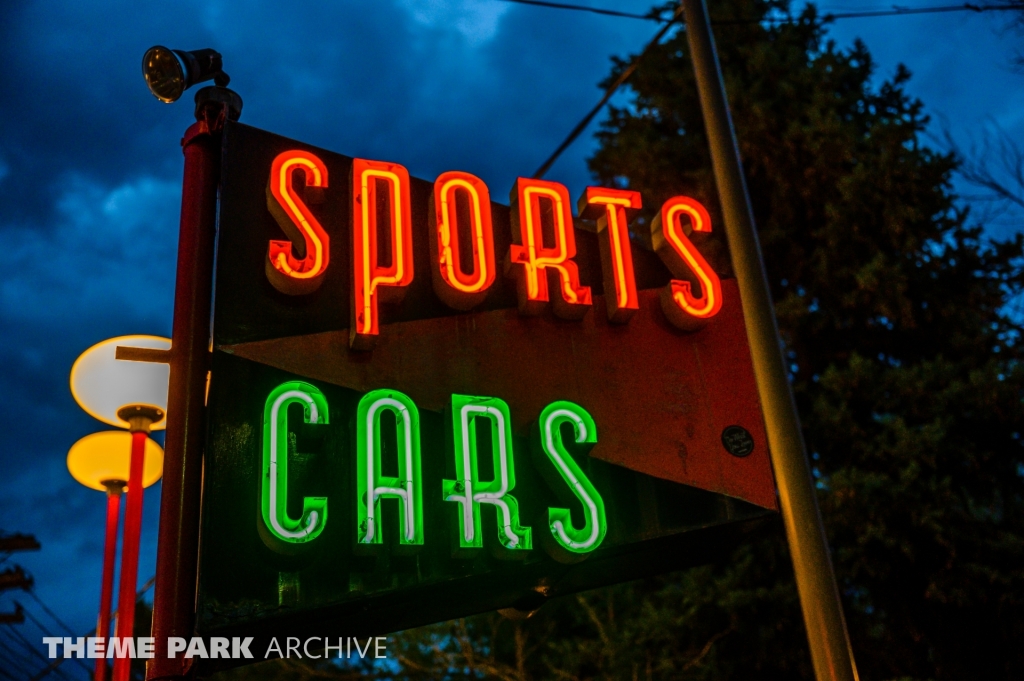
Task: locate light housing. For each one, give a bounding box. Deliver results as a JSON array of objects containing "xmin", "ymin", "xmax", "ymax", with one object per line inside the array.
[
  {"xmin": 70, "ymin": 335, "xmax": 171, "ymax": 430},
  {"xmin": 67, "ymin": 431, "xmax": 164, "ymax": 491},
  {"xmin": 142, "ymin": 46, "xmax": 229, "ymax": 103}
]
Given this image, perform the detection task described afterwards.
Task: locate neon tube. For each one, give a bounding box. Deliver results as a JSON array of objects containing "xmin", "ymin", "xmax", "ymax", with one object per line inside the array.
[
  {"xmin": 443, "ymin": 394, "xmax": 532, "ymax": 554},
  {"xmin": 577, "ymin": 187, "xmax": 641, "ymax": 323},
  {"xmin": 429, "ymin": 171, "xmax": 496, "ymax": 310},
  {"xmin": 507, "ymin": 177, "xmax": 592, "ymax": 319},
  {"xmin": 355, "ymin": 389, "xmax": 424, "ymax": 549},
  {"xmin": 533, "ymin": 401, "xmax": 606, "ymax": 558},
  {"xmin": 260, "ymin": 381, "xmax": 329, "ymax": 547},
  {"xmin": 266, "ymin": 150, "xmax": 330, "ymax": 295},
  {"xmin": 350, "ymin": 159, "xmax": 414, "ymax": 349},
  {"xmin": 651, "ymin": 196, "xmax": 723, "ymax": 330}
]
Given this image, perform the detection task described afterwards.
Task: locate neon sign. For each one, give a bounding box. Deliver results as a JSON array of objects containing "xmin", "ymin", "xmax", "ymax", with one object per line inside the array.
[
  {"xmin": 429, "ymin": 172, "xmax": 496, "ymax": 310},
  {"xmin": 257, "ymin": 382, "xmax": 615, "ymax": 559},
  {"xmin": 266, "ymin": 151, "xmax": 330, "ymax": 295},
  {"xmin": 443, "ymin": 395, "xmax": 531, "ymax": 554},
  {"xmin": 507, "ymin": 177, "xmax": 592, "ymax": 319},
  {"xmin": 350, "ymin": 159, "xmax": 414, "ymax": 349},
  {"xmin": 259, "ymin": 381, "xmax": 329, "ymax": 547},
  {"xmin": 532, "ymin": 401, "xmax": 606, "ymax": 558},
  {"xmin": 200, "ymin": 126, "xmax": 777, "ymax": 665},
  {"xmin": 261, "ymin": 151, "xmax": 726, "ymax": 335},
  {"xmin": 577, "ymin": 187, "xmax": 642, "ymax": 323},
  {"xmin": 354, "ymin": 389, "xmax": 424, "ymax": 550},
  {"xmin": 650, "ymin": 196, "xmax": 723, "ymax": 330}
]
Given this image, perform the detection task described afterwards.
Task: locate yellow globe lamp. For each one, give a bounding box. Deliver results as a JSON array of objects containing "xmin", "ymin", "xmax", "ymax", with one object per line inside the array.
[{"xmin": 67, "ymin": 431, "xmax": 164, "ymax": 492}]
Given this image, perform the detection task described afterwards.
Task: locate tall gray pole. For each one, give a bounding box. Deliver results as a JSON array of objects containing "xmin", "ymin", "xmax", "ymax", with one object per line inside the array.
[{"xmin": 681, "ymin": 1, "xmax": 859, "ymax": 679}]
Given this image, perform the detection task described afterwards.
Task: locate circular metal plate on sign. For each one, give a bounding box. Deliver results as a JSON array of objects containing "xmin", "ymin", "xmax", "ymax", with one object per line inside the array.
[{"xmin": 721, "ymin": 425, "xmax": 754, "ymax": 457}]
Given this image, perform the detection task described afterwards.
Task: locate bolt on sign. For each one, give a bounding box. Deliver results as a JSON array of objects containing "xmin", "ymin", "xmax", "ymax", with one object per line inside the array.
[{"xmin": 196, "ymin": 122, "xmax": 778, "ymax": 671}]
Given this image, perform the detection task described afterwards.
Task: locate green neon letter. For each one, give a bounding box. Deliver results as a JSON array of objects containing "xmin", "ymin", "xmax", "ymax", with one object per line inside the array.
[
  {"xmin": 533, "ymin": 401, "xmax": 606, "ymax": 556},
  {"xmin": 443, "ymin": 395, "xmax": 532, "ymax": 553},
  {"xmin": 261, "ymin": 381, "xmax": 329, "ymax": 546},
  {"xmin": 355, "ymin": 389, "xmax": 424, "ymax": 549}
]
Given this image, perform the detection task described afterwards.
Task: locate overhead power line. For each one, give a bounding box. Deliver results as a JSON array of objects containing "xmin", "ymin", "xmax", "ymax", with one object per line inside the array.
[
  {"xmin": 494, "ymin": 0, "xmax": 656, "ymax": 20},
  {"xmin": 534, "ymin": 3, "xmax": 684, "ymax": 177},
  {"xmin": 527, "ymin": 0, "xmax": 1024, "ymax": 176},
  {"xmin": 776, "ymin": 2, "xmax": 1023, "ymax": 21},
  {"xmin": 29, "ymin": 576, "xmax": 157, "ymax": 681},
  {"xmin": 0, "ymin": 632, "xmax": 37, "ymax": 678},
  {"xmin": 16, "ymin": 604, "xmax": 93, "ymax": 677},
  {"xmin": 497, "ymin": 0, "xmax": 1024, "ymax": 23},
  {"xmin": 24, "ymin": 591, "xmax": 76, "ymax": 638},
  {"xmin": 2, "ymin": 624, "xmax": 76, "ymax": 681}
]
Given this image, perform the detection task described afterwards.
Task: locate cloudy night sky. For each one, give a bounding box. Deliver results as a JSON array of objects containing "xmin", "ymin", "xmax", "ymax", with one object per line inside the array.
[{"xmin": 0, "ymin": 0, "xmax": 1021, "ymax": 675}]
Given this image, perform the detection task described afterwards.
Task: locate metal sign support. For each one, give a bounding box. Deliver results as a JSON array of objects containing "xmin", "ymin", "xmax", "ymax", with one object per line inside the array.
[
  {"xmin": 147, "ymin": 94, "xmax": 235, "ymax": 681},
  {"xmin": 681, "ymin": 1, "xmax": 859, "ymax": 679}
]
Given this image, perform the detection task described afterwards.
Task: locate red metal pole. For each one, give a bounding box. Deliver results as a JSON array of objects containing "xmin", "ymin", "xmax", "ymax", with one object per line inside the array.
[
  {"xmin": 112, "ymin": 431, "xmax": 148, "ymax": 681},
  {"xmin": 147, "ymin": 103, "xmax": 226, "ymax": 681},
  {"xmin": 95, "ymin": 486, "xmax": 122, "ymax": 681}
]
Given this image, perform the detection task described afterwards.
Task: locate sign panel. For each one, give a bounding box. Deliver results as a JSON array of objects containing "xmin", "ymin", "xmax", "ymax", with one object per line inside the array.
[{"xmin": 196, "ymin": 122, "xmax": 777, "ymax": 665}]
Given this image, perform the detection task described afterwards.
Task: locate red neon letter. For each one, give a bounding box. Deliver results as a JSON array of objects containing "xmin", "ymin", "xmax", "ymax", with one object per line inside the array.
[
  {"xmin": 266, "ymin": 150, "xmax": 330, "ymax": 295},
  {"xmin": 428, "ymin": 171, "xmax": 496, "ymax": 310},
  {"xmin": 507, "ymin": 178, "xmax": 592, "ymax": 319},
  {"xmin": 651, "ymin": 196, "xmax": 723, "ymax": 330},
  {"xmin": 577, "ymin": 186, "xmax": 642, "ymax": 323},
  {"xmin": 350, "ymin": 158, "xmax": 414, "ymax": 350}
]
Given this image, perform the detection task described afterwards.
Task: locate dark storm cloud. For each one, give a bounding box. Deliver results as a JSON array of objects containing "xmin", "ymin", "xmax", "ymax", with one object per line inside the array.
[{"xmin": 0, "ymin": 0, "xmax": 652, "ymax": 226}]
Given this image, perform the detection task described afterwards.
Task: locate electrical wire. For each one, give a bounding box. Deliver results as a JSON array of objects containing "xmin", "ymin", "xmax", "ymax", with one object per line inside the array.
[
  {"xmin": 496, "ymin": 0, "xmax": 1024, "ymax": 23},
  {"xmin": 1, "ymin": 625, "xmax": 48, "ymax": 664},
  {"xmin": 0, "ymin": 667, "xmax": 24, "ymax": 681},
  {"xmin": 534, "ymin": 2, "xmax": 685, "ymax": 177},
  {"xmin": 528, "ymin": 0, "xmax": 1024, "ymax": 175},
  {"xmin": 806, "ymin": 2, "xmax": 1023, "ymax": 20},
  {"xmin": 15, "ymin": 604, "xmax": 93, "ymax": 676},
  {"xmin": 1, "ymin": 625, "xmax": 77, "ymax": 681},
  {"xmin": 0, "ymin": 632, "xmax": 37, "ymax": 679},
  {"xmin": 28, "ymin": 576, "xmax": 157, "ymax": 681},
  {"xmin": 494, "ymin": 0, "xmax": 657, "ymax": 20},
  {"xmin": 24, "ymin": 592, "xmax": 76, "ymax": 638}
]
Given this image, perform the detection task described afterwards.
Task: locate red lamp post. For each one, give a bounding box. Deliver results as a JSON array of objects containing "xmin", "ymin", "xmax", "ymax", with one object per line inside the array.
[
  {"xmin": 98, "ymin": 483, "xmax": 121, "ymax": 681},
  {"xmin": 112, "ymin": 405, "xmax": 164, "ymax": 681},
  {"xmin": 67, "ymin": 431, "xmax": 164, "ymax": 681}
]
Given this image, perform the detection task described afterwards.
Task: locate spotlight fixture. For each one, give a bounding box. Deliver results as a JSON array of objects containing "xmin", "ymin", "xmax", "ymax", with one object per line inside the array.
[{"xmin": 142, "ymin": 46, "xmax": 230, "ymax": 103}]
